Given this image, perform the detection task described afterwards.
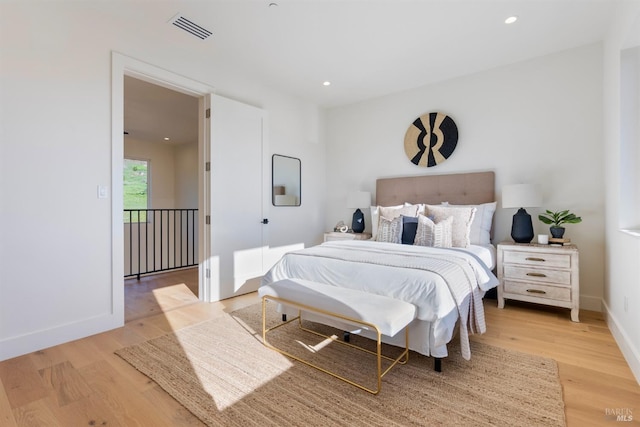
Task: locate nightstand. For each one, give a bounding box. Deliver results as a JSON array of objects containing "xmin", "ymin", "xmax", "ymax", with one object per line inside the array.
[
  {"xmin": 324, "ymin": 232, "xmax": 372, "ymax": 242},
  {"xmin": 497, "ymin": 242, "xmax": 580, "ymax": 322}
]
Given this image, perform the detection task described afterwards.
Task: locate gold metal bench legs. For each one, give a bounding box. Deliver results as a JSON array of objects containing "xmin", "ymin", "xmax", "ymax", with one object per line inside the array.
[{"xmin": 261, "ymin": 295, "xmax": 410, "ymax": 395}]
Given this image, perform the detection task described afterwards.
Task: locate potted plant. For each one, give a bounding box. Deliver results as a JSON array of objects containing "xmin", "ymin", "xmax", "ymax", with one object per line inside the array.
[{"xmin": 538, "ymin": 209, "xmax": 582, "ymax": 238}]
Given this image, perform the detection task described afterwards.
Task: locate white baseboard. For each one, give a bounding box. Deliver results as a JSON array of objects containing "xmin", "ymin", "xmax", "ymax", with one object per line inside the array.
[
  {"xmin": 602, "ymin": 300, "xmax": 640, "ymax": 385},
  {"xmin": 0, "ymin": 313, "xmax": 123, "ymax": 362}
]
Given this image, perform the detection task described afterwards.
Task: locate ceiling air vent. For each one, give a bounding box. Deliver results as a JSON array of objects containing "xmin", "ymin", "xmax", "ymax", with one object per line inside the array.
[{"xmin": 168, "ymin": 14, "xmax": 212, "ymax": 40}]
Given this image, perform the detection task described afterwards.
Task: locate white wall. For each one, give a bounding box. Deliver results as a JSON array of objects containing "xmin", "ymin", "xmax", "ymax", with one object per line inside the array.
[
  {"xmin": 124, "ymin": 138, "xmax": 200, "ymax": 210},
  {"xmin": 603, "ymin": 1, "xmax": 640, "ymax": 383},
  {"xmin": 265, "ymin": 97, "xmax": 327, "ymax": 250},
  {"xmin": 125, "ymin": 138, "xmax": 178, "ymax": 209},
  {"xmin": 174, "ymin": 143, "xmax": 199, "ymax": 209},
  {"xmin": 325, "ymin": 43, "xmax": 605, "ymax": 311},
  {"xmin": 0, "ymin": 2, "xmax": 325, "ymax": 360}
]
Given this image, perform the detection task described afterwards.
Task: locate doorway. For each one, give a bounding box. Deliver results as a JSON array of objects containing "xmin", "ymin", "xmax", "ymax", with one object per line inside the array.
[
  {"xmin": 112, "ymin": 53, "xmax": 268, "ymax": 325},
  {"xmin": 112, "ymin": 52, "xmax": 214, "ymax": 324},
  {"xmin": 123, "ymin": 75, "xmax": 200, "ymax": 286},
  {"xmin": 122, "ymin": 76, "xmax": 200, "ymax": 319}
]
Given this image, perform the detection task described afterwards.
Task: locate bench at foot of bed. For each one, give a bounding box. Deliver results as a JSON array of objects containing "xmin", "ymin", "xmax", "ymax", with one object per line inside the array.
[
  {"xmin": 342, "ymin": 330, "xmax": 442, "ymax": 372},
  {"xmin": 258, "ymin": 279, "xmax": 417, "ymax": 394}
]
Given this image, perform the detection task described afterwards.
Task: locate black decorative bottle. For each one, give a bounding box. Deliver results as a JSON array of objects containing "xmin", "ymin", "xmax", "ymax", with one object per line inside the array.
[{"xmin": 351, "ymin": 209, "xmax": 365, "ymax": 233}]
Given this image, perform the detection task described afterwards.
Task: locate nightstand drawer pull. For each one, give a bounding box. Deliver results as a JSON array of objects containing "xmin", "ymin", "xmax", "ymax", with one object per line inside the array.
[
  {"xmin": 525, "ymin": 257, "xmax": 546, "ymax": 262},
  {"xmin": 526, "ymin": 289, "xmax": 547, "ymax": 295},
  {"xmin": 526, "ymin": 272, "xmax": 547, "ymax": 278}
]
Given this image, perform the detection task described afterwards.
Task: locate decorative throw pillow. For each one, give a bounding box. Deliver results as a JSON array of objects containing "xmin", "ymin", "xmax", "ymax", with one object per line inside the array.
[
  {"xmin": 372, "ymin": 204, "xmax": 420, "ymax": 240},
  {"xmin": 370, "ymin": 204, "xmax": 403, "ymax": 240},
  {"xmin": 442, "ymin": 202, "xmax": 497, "ymax": 245},
  {"xmin": 379, "ymin": 204, "xmax": 420, "ymax": 221},
  {"xmin": 414, "ymin": 215, "xmax": 452, "ymax": 248},
  {"xmin": 376, "ymin": 215, "xmax": 403, "ymax": 244},
  {"xmin": 401, "ymin": 215, "xmax": 419, "ymax": 244},
  {"xmin": 425, "ymin": 205, "xmax": 476, "ymax": 247}
]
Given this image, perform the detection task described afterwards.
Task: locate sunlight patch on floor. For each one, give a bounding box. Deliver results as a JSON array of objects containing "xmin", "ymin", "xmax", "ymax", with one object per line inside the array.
[
  {"xmin": 151, "ymin": 283, "xmax": 199, "ymax": 310},
  {"xmin": 174, "ymin": 323, "xmax": 294, "ymax": 411},
  {"xmin": 296, "ymin": 335, "xmax": 337, "ymax": 353}
]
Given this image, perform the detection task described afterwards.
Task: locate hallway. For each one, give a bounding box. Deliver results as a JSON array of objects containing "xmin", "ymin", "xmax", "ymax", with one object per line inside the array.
[{"xmin": 125, "ymin": 268, "xmax": 199, "ymax": 322}]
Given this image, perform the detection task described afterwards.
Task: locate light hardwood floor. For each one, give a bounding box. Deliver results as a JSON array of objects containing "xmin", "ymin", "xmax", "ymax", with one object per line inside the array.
[{"xmin": 1, "ymin": 269, "xmax": 638, "ymax": 426}]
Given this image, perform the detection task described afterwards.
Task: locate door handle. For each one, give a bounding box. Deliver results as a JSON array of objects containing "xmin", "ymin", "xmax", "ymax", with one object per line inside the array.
[{"xmin": 261, "ymin": 218, "xmax": 269, "ymax": 224}]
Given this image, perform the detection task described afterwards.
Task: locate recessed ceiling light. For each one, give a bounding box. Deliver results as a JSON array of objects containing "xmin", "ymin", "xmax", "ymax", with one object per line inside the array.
[
  {"xmin": 323, "ymin": 81, "xmax": 331, "ymax": 86},
  {"xmin": 505, "ymin": 16, "xmax": 518, "ymax": 24},
  {"xmin": 164, "ymin": 137, "xmax": 170, "ymax": 141}
]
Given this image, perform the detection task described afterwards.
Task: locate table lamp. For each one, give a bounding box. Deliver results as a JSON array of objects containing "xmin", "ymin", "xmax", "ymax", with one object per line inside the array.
[
  {"xmin": 502, "ymin": 184, "xmax": 541, "ymax": 243},
  {"xmin": 347, "ymin": 191, "xmax": 371, "ymax": 233}
]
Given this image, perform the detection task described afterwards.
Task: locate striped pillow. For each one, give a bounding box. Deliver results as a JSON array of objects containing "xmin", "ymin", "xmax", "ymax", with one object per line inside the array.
[
  {"xmin": 376, "ymin": 215, "xmax": 403, "ymax": 244},
  {"xmin": 414, "ymin": 214, "xmax": 453, "ymax": 248},
  {"xmin": 425, "ymin": 205, "xmax": 476, "ymax": 247}
]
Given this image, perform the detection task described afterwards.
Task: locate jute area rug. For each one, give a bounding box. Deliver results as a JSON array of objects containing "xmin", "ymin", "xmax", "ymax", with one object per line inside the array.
[{"xmin": 116, "ymin": 302, "xmax": 566, "ymax": 427}]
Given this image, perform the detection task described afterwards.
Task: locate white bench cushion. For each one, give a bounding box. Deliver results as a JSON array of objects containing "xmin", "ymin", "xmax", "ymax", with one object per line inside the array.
[{"xmin": 258, "ymin": 279, "xmax": 417, "ymax": 337}]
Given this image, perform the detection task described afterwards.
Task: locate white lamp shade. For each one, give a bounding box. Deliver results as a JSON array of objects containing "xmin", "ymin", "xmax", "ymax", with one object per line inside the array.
[
  {"xmin": 502, "ymin": 184, "xmax": 541, "ymax": 208},
  {"xmin": 347, "ymin": 191, "xmax": 371, "ymax": 209}
]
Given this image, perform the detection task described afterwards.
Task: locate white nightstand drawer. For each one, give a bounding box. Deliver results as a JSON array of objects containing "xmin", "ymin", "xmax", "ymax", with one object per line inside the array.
[
  {"xmin": 503, "ymin": 250, "xmax": 571, "ymax": 269},
  {"xmin": 324, "ymin": 232, "xmax": 372, "ymax": 242},
  {"xmin": 325, "ymin": 233, "xmax": 356, "ymax": 241},
  {"xmin": 503, "ymin": 280, "xmax": 571, "ymax": 302},
  {"xmin": 503, "ymin": 265, "xmax": 571, "ymax": 285}
]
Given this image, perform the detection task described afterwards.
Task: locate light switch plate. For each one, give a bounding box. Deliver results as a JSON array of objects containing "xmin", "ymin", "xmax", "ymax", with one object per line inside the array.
[{"xmin": 98, "ymin": 185, "xmax": 109, "ymax": 199}]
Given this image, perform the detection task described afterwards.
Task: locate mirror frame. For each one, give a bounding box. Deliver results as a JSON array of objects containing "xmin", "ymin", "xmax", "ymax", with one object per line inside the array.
[{"xmin": 272, "ymin": 154, "xmax": 301, "ymax": 207}]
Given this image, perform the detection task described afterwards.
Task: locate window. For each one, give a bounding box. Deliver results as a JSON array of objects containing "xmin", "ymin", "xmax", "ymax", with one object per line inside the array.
[
  {"xmin": 124, "ymin": 158, "xmax": 149, "ymax": 223},
  {"xmin": 620, "ymin": 46, "xmax": 640, "ymax": 233}
]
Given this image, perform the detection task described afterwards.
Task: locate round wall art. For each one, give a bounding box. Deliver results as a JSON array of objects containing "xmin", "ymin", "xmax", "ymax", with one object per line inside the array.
[{"xmin": 404, "ymin": 112, "xmax": 458, "ymax": 167}]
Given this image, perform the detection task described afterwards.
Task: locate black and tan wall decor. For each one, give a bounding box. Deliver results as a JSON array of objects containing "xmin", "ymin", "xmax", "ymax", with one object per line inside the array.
[{"xmin": 404, "ymin": 112, "xmax": 458, "ymax": 167}]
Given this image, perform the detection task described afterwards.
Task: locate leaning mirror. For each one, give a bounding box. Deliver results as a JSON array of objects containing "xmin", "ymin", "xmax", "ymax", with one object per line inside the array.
[{"xmin": 272, "ymin": 154, "xmax": 301, "ymax": 206}]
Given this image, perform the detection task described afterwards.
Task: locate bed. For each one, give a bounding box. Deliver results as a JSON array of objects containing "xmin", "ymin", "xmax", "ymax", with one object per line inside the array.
[{"xmin": 260, "ymin": 171, "xmax": 499, "ymax": 363}]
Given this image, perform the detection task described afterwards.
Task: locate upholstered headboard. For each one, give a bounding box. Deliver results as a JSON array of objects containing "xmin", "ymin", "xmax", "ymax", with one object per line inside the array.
[{"xmin": 375, "ymin": 171, "xmax": 495, "ymax": 207}]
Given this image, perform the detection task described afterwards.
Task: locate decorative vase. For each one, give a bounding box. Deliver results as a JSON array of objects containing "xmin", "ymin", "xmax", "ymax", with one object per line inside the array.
[
  {"xmin": 550, "ymin": 226, "xmax": 565, "ymax": 238},
  {"xmin": 511, "ymin": 208, "xmax": 534, "ymax": 243},
  {"xmin": 351, "ymin": 208, "xmax": 365, "ymax": 233}
]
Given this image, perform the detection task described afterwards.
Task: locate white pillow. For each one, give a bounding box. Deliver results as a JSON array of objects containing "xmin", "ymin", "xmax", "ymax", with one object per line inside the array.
[
  {"xmin": 425, "ymin": 205, "xmax": 476, "ymax": 247},
  {"xmin": 414, "ymin": 215, "xmax": 453, "ymax": 248},
  {"xmin": 376, "ymin": 216, "xmax": 403, "ymax": 244},
  {"xmin": 406, "ymin": 202, "xmax": 426, "ymax": 216},
  {"xmin": 371, "ymin": 204, "xmax": 419, "ymax": 239},
  {"xmin": 441, "ymin": 202, "xmax": 497, "ymax": 245},
  {"xmin": 379, "ymin": 204, "xmax": 419, "ymax": 220}
]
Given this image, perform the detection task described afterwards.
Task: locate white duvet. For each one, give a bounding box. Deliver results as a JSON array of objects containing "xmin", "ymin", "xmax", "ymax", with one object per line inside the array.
[{"xmin": 260, "ymin": 240, "xmax": 498, "ymax": 359}]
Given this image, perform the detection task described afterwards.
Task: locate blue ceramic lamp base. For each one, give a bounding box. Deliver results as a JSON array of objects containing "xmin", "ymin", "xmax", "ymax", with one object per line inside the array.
[
  {"xmin": 511, "ymin": 208, "xmax": 534, "ymax": 243},
  {"xmin": 351, "ymin": 208, "xmax": 365, "ymax": 233}
]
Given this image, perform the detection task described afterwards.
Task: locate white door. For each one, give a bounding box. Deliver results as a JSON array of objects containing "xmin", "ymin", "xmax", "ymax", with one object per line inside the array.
[{"xmin": 205, "ymin": 94, "xmax": 266, "ymax": 301}]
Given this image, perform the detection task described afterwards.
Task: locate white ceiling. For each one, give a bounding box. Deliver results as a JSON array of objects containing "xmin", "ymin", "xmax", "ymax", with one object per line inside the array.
[
  {"xmin": 124, "ymin": 76, "xmax": 199, "ymax": 146},
  {"xmin": 118, "ymin": 0, "xmax": 632, "ymax": 144}
]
